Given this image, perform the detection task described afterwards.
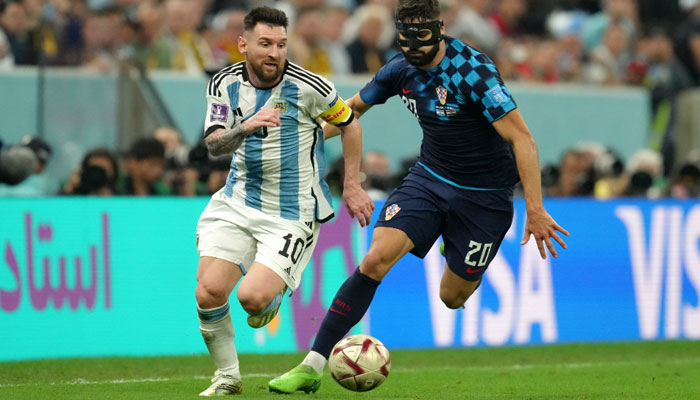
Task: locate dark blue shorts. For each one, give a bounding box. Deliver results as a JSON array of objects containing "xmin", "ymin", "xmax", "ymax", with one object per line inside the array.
[{"xmin": 375, "ymin": 166, "xmax": 514, "ymax": 281}]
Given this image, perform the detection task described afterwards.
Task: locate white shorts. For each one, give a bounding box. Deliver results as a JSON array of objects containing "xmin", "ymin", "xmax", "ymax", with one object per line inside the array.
[{"xmin": 196, "ymin": 189, "xmax": 320, "ymax": 292}]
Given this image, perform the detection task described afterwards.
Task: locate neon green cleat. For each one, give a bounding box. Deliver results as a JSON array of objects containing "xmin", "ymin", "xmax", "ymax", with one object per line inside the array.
[{"xmin": 268, "ymin": 364, "xmax": 322, "ymax": 394}]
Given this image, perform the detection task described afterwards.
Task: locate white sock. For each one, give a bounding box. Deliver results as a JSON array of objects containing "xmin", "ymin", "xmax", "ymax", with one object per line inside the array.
[
  {"xmin": 198, "ymin": 303, "xmax": 241, "ymax": 379},
  {"xmin": 302, "ymin": 351, "xmax": 327, "ymax": 374}
]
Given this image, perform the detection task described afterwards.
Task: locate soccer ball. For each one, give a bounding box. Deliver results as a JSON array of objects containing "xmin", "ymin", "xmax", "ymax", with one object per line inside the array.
[{"xmin": 328, "ymin": 334, "xmax": 391, "ymax": 392}]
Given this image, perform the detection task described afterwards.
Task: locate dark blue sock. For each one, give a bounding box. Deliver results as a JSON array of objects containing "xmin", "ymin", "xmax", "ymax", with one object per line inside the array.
[{"xmin": 311, "ymin": 267, "xmax": 380, "ymax": 358}]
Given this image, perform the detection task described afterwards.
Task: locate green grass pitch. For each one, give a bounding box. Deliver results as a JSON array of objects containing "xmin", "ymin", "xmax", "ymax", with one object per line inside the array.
[{"xmin": 1, "ymin": 341, "xmax": 698, "ymax": 399}]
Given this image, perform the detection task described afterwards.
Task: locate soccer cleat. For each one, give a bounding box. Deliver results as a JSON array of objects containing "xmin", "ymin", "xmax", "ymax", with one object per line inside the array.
[
  {"xmin": 247, "ymin": 290, "xmax": 284, "ymax": 328},
  {"xmin": 268, "ymin": 364, "xmax": 322, "ymax": 394},
  {"xmin": 199, "ymin": 370, "xmax": 242, "ymax": 396}
]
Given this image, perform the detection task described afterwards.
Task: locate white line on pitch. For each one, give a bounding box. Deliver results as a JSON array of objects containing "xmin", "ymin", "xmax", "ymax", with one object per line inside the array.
[{"xmin": 1, "ymin": 357, "xmax": 698, "ymax": 389}]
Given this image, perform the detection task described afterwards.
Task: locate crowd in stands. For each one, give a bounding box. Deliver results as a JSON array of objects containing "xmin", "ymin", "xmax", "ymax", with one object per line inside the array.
[
  {"xmin": 3, "ymin": 0, "xmax": 700, "ymax": 199},
  {"xmin": 2, "ymin": 0, "xmax": 699, "ymax": 84},
  {"xmin": 2, "ymin": 125, "xmax": 700, "ymax": 199}
]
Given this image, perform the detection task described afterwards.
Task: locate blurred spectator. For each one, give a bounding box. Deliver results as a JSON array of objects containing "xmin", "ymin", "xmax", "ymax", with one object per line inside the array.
[
  {"xmin": 590, "ymin": 148, "xmax": 626, "ymax": 198},
  {"xmin": 168, "ymin": 140, "xmax": 227, "ymax": 196},
  {"xmin": 580, "ymin": 0, "xmax": 639, "ymax": 52},
  {"xmin": 0, "ymin": 19, "xmax": 12, "ymax": 68},
  {"xmin": 621, "ymin": 149, "xmax": 665, "ymax": 197},
  {"xmin": 489, "ymin": 0, "xmax": 526, "ymax": 38},
  {"xmin": 638, "ymin": 29, "xmax": 694, "ymax": 171},
  {"xmin": 161, "ymin": 0, "xmax": 214, "ymax": 74},
  {"xmin": 0, "ymin": 141, "xmax": 39, "ymax": 186},
  {"xmin": 526, "ymin": 39, "xmax": 561, "ymax": 83},
  {"xmin": 0, "ymin": 0, "xmax": 33, "ymax": 65},
  {"xmin": 556, "ymin": 33, "xmax": 585, "ymax": 82},
  {"xmin": 321, "ymin": 5, "xmax": 350, "ymax": 76},
  {"xmin": 154, "ymin": 126, "xmax": 189, "ymax": 169},
  {"xmin": 584, "ymin": 22, "xmax": 631, "ymax": 85},
  {"xmin": 61, "ymin": 147, "xmax": 119, "ymax": 195},
  {"xmin": 208, "ymin": 8, "xmax": 246, "ymax": 69},
  {"xmin": 325, "ymin": 156, "xmax": 345, "ymax": 197},
  {"xmin": 116, "ymin": 137, "xmax": 171, "ymax": 195},
  {"xmin": 493, "ymin": 37, "xmax": 530, "ymax": 81},
  {"xmin": 345, "ymin": 4, "xmax": 395, "ymax": 74},
  {"xmin": 674, "ymin": 1, "xmax": 700, "ymax": 86},
  {"xmin": 0, "ymin": 136, "xmax": 53, "ymax": 196},
  {"xmin": 392, "ymin": 155, "xmax": 420, "ymax": 187},
  {"xmin": 81, "ymin": 6, "xmax": 126, "ymax": 72},
  {"xmin": 124, "ymin": 0, "xmax": 172, "ymax": 70},
  {"xmin": 288, "ymin": 7, "xmax": 331, "ymax": 75},
  {"xmin": 440, "ymin": 0, "xmax": 460, "ymax": 38},
  {"xmin": 668, "ymin": 159, "xmax": 700, "ymax": 198},
  {"xmin": 204, "ymin": 156, "xmax": 230, "ymax": 194},
  {"xmin": 548, "ymin": 148, "xmax": 594, "ymax": 197},
  {"xmin": 344, "ymin": 4, "xmax": 393, "ymax": 74},
  {"xmin": 450, "ymin": 0, "xmax": 501, "ymax": 55},
  {"xmin": 361, "ymin": 151, "xmax": 392, "ymax": 200},
  {"xmin": 638, "ymin": 0, "xmax": 682, "ymax": 34}
]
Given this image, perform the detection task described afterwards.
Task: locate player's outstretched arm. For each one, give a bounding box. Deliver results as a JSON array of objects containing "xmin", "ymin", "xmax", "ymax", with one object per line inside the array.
[
  {"xmin": 338, "ymin": 116, "xmax": 375, "ymax": 227},
  {"xmin": 323, "ymin": 93, "xmax": 373, "ymax": 140},
  {"xmin": 492, "ymin": 109, "xmax": 569, "ymax": 259},
  {"xmin": 205, "ymin": 109, "xmax": 281, "ymax": 156}
]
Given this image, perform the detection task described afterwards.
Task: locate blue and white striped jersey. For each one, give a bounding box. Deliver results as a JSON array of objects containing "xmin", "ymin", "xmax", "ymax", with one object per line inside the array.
[{"xmin": 204, "ymin": 61, "xmax": 353, "ymax": 223}]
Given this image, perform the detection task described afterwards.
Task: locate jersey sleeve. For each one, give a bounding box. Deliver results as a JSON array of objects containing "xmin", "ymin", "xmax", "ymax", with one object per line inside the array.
[
  {"xmin": 460, "ymin": 56, "xmax": 517, "ymax": 122},
  {"xmin": 308, "ymin": 76, "xmax": 354, "ymax": 127},
  {"xmin": 358, "ymin": 56, "xmax": 400, "ymax": 106},
  {"xmin": 203, "ymin": 76, "xmax": 236, "ymax": 137}
]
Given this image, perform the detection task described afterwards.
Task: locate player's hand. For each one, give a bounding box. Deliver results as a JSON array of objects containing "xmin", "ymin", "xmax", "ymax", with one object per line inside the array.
[
  {"xmin": 521, "ymin": 209, "xmax": 569, "ymax": 259},
  {"xmin": 242, "ymin": 108, "xmax": 281, "ymax": 134},
  {"xmin": 342, "ymin": 182, "xmax": 374, "ymax": 227}
]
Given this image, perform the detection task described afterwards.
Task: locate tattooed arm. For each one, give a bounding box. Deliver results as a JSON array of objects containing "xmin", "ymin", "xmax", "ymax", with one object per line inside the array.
[
  {"xmin": 204, "ymin": 125, "xmax": 249, "ymax": 156},
  {"xmin": 204, "ymin": 108, "xmax": 282, "ymax": 156}
]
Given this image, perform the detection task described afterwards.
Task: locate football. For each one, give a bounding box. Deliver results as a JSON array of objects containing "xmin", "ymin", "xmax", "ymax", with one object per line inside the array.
[{"xmin": 328, "ymin": 334, "xmax": 391, "ymax": 392}]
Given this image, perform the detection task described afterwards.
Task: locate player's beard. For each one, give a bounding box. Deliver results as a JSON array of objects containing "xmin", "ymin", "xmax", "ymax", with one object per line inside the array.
[
  {"xmin": 402, "ymin": 44, "xmax": 440, "ymax": 67},
  {"xmin": 251, "ymin": 59, "xmax": 283, "ymax": 83}
]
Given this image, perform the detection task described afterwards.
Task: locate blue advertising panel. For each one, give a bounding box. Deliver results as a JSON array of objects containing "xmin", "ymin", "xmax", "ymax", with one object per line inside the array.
[
  {"xmin": 0, "ymin": 198, "xmax": 698, "ymax": 361},
  {"xmin": 370, "ymin": 199, "xmax": 700, "ymax": 348}
]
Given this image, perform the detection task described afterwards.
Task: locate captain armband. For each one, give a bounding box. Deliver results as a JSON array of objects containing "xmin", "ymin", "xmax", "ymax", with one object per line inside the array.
[{"xmin": 318, "ymin": 95, "xmax": 354, "ymax": 127}]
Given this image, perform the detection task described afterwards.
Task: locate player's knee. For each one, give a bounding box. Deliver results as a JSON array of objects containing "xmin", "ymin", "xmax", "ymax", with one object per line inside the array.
[
  {"xmin": 195, "ymin": 282, "xmax": 229, "ymax": 309},
  {"xmin": 440, "ymin": 295, "xmax": 467, "ymax": 310},
  {"xmin": 236, "ymin": 288, "xmax": 269, "ymax": 314},
  {"xmin": 360, "ymin": 250, "xmax": 390, "ymax": 281},
  {"xmin": 439, "ymin": 289, "xmax": 471, "ymax": 310}
]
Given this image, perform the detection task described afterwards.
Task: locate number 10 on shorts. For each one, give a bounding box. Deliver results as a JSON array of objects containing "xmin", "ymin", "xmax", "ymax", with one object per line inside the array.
[{"xmin": 278, "ymin": 233, "xmax": 305, "ymax": 264}]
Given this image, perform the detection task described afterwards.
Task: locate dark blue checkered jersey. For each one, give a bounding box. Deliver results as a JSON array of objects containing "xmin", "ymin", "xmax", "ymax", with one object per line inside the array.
[{"xmin": 359, "ymin": 36, "xmax": 520, "ymax": 189}]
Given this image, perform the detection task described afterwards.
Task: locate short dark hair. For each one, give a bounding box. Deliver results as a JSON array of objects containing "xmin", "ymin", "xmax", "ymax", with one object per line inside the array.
[
  {"xmin": 244, "ymin": 7, "xmax": 288, "ymax": 31},
  {"xmin": 396, "ymin": 0, "xmax": 441, "ymax": 22},
  {"xmin": 129, "ymin": 138, "xmax": 165, "ymax": 160}
]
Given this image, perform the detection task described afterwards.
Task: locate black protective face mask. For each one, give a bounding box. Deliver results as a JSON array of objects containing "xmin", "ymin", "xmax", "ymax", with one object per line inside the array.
[{"xmin": 396, "ymin": 20, "xmax": 444, "ymax": 50}]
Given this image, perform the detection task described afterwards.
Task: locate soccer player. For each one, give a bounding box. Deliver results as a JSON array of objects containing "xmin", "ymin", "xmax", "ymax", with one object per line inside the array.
[
  {"xmin": 268, "ymin": 0, "xmax": 569, "ymax": 394},
  {"xmin": 194, "ymin": 7, "xmax": 373, "ymax": 396}
]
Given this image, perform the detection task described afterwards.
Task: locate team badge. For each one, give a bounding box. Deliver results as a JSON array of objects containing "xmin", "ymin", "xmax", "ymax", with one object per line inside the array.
[
  {"xmin": 272, "ymin": 99, "xmax": 287, "ymax": 114},
  {"xmin": 385, "ymin": 204, "xmax": 401, "ymax": 221},
  {"xmin": 210, "ymin": 103, "xmax": 229, "ymax": 122},
  {"xmin": 436, "ymin": 86, "xmax": 447, "ymax": 105}
]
